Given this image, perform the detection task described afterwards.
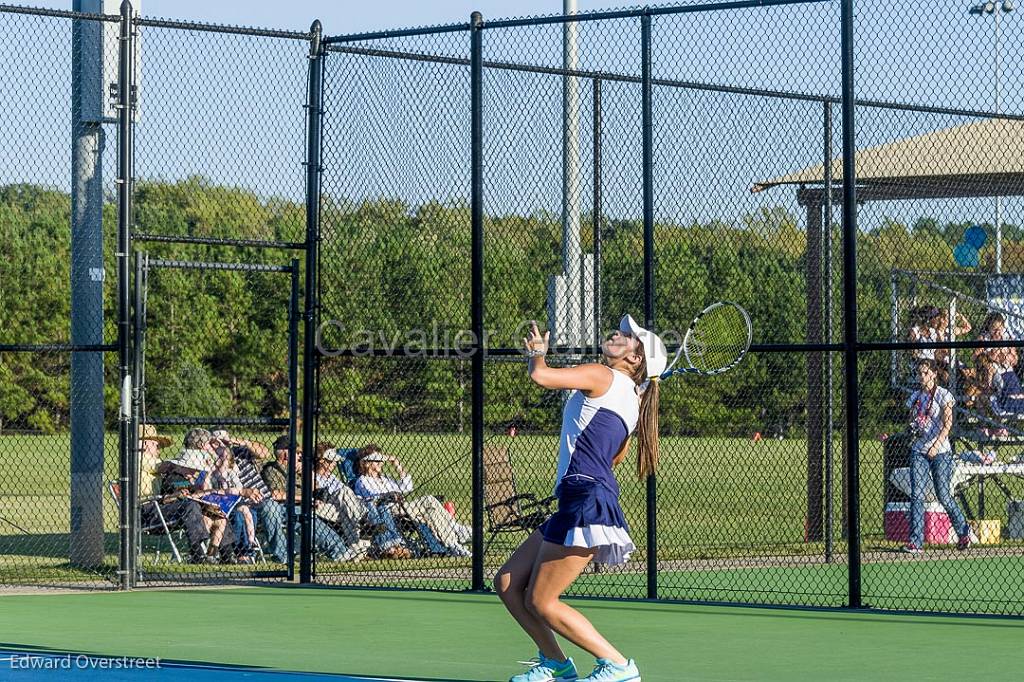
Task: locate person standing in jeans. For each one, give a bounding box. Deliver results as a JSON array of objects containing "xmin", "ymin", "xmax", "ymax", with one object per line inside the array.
[{"xmin": 903, "ymin": 359, "xmax": 972, "ymax": 554}]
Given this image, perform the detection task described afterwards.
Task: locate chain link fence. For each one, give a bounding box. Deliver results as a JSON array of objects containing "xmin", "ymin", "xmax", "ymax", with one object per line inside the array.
[
  {"xmin": 2, "ymin": 0, "xmax": 1023, "ymax": 616},
  {"xmin": 316, "ymin": 26, "xmax": 476, "ymax": 587},
  {"xmin": 849, "ymin": 0, "xmax": 1024, "ymax": 615},
  {"xmin": 132, "ymin": 19, "xmax": 309, "ymax": 250},
  {"xmin": 0, "ymin": 6, "xmax": 120, "ymax": 587},
  {"xmin": 124, "ymin": 13, "xmax": 311, "ymax": 585},
  {"xmin": 0, "ymin": 4, "xmax": 311, "ymax": 589},
  {"xmin": 130, "ymin": 256, "xmax": 299, "ymax": 584}
]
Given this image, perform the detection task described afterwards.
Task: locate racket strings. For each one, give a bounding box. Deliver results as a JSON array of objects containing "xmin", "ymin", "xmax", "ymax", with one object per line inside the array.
[{"xmin": 688, "ymin": 307, "xmax": 748, "ymax": 373}]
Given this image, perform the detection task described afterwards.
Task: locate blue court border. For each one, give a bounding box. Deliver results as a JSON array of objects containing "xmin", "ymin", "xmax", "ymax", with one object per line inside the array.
[{"xmin": 0, "ymin": 650, "xmax": 448, "ymax": 682}]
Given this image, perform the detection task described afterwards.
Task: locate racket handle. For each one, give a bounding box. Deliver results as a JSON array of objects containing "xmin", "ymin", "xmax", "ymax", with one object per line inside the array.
[{"xmin": 660, "ymin": 367, "xmax": 697, "ymax": 379}]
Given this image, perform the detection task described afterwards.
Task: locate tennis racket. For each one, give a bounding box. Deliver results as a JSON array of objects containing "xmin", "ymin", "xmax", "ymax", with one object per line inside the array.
[{"xmin": 660, "ymin": 301, "xmax": 752, "ymax": 378}]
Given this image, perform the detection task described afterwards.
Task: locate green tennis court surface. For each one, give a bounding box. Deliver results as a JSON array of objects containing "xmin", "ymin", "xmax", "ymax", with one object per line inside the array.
[
  {"xmin": 316, "ymin": 553, "xmax": 1024, "ymax": 614},
  {"xmin": 0, "ymin": 586, "xmax": 1020, "ymax": 681}
]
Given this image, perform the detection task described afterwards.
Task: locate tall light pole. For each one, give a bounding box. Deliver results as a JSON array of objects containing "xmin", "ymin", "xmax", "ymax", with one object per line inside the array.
[
  {"xmin": 970, "ymin": 0, "xmax": 1015, "ymax": 273},
  {"xmin": 562, "ymin": 0, "xmax": 582, "ymax": 346},
  {"xmin": 550, "ymin": 0, "xmax": 590, "ymax": 351},
  {"xmin": 70, "ymin": 0, "xmax": 112, "ymax": 568}
]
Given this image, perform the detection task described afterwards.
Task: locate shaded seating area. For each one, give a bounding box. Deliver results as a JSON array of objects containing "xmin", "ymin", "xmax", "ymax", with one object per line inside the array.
[{"xmin": 753, "ymin": 116, "xmax": 1024, "ymax": 543}]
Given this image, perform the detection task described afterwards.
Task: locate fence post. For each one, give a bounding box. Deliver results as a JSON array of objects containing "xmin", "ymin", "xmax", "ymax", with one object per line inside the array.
[
  {"xmin": 806, "ymin": 194, "xmax": 824, "ymax": 544},
  {"xmin": 288, "ymin": 259, "xmax": 301, "ymax": 583},
  {"xmin": 116, "ymin": 0, "xmax": 136, "ymax": 591},
  {"xmin": 640, "ymin": 9, "xmax": 657, "ymax": 601},
  {"xmin": 839, "ymin": 0, "xmax": 861, "ymax": 608},
  {"xmin": 823, "ymin": 100, "xmax": 835, "ymax": 564},
  {"xmin": 470, "ymin": 10, "xmax": 486, "ymax": 592},
  {"xmin": 592, "ymin": 77, "xmax": 602, "ymax": 347},
  {"xmin": 300, "ymin": 19, "xmax": 325, "ymax": 585},
  {"xmin": 131, "ymin": 249, "xmax": 147, "ymax": 585},
  {"xmin": 130, "ymin": 251, "xmax": 145, "ymax": 586}
]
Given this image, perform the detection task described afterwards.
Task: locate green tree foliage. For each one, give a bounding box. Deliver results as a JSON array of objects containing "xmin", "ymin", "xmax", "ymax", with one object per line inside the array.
[{"xmin": 1, "ymin": 179, "xmax": 1016, "ymax": 436}]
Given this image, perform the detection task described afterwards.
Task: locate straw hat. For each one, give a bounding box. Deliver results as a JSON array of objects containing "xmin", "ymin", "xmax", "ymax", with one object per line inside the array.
[{"xmin": 139, "ymin": 424, "xmax": 172, "ymax": 449}]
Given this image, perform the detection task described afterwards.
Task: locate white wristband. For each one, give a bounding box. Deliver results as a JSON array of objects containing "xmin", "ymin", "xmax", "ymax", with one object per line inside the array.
[{"xmin": 525, "ymin": 349, "xmax": 546, "ymax": 358}]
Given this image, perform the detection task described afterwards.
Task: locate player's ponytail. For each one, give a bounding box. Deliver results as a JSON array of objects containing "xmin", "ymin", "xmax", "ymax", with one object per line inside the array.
[
  {"xmin": 636, "ymin": 377, "xmax": 660, "ymax": 479},
  {"xmin": 628, "ymin": 345, "xmax": 660, "ymax": 480}
]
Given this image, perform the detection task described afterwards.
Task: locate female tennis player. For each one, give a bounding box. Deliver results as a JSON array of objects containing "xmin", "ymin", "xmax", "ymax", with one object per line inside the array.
[{"xmin": 495, "ymin": 315, "xmax": 667, "ymax": 682}]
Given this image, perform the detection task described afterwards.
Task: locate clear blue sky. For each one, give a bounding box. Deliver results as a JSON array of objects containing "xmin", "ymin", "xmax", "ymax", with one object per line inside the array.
[
  {"xmin": 7, "ymin": 0, "xmax": 1024, "ymax": 235},
  {"xmin": 37, "ymin": 1, "xmax": 668, "ymax": 33}
]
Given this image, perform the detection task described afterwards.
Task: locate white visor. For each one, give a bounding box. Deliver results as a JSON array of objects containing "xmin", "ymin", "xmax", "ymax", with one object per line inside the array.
[{"xmin": 619, "ymin": 314, "xmax": 668, "ymax": 379}]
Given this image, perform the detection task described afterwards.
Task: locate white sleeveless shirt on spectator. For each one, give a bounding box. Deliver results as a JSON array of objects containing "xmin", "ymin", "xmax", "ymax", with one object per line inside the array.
[{"xmin": 906, "ymin": 384, "xmax": 954, "ymax": 454}]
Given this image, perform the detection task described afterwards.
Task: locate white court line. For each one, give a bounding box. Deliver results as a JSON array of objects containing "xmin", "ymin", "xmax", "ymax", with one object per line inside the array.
[{"xmin": 154, "ymin": 658, "xmax": 428, "ymax": 680}]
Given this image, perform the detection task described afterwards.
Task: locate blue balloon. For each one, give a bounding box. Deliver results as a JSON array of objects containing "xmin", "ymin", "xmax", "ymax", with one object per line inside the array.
[
  {"xmin": 954, "ymin": 242, "xmax": 980, "ymax": 268},
  {"xmin": 965, "ymin": 225, "xmax": 988, "ymax": 249}
]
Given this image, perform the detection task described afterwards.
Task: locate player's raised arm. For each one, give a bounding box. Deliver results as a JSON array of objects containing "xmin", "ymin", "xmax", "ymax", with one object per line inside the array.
[{"xmin": 522, "ymin": 321, "xmax": 610, "ymax": 394}]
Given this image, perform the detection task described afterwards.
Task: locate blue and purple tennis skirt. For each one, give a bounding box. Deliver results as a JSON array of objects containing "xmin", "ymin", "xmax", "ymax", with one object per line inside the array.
[{"xmin": 540, "ymin": 476, "xmax": 635, "ymax": 565}]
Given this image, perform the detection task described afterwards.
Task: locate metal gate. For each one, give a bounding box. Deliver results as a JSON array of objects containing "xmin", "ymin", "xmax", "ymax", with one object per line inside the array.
[{"xmin": 130, "ymin": 254, "xmax": 300, "ymax": 585}]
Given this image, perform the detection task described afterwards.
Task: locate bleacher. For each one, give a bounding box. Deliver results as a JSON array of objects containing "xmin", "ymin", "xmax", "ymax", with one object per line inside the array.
[
  {"xmin": 890, "ymin": 269, "xmax": 1024, "ymax": 451},
  {"xmin": 886, "ymin": 269, "xmax": 1024, "ymax": 531}
]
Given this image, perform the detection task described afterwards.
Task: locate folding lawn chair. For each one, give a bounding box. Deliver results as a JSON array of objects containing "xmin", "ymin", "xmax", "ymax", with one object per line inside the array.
[
  {"xmin": 483, "ymin": 444, "xmax": 556, "ymax": 549},
  {"xmin": 232, "ymin": 457, "xmax": 276, "ymax": 564},
  {"xmin": 334, "ymin": 448, "xmax": 448, "ymax": 557},
  {"xmin": 106, "ymin": 480, "xmax": 184, "ymax": 564}
]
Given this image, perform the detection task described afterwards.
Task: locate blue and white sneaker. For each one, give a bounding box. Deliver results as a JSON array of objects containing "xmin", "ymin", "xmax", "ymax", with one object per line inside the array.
[
  {"xmin": 579, "ymin": 658, "xmax": 641, "ymax": 682},
  {"xmin": 509, "ymin": 652, "xmax": 578, "ymax": 682}
]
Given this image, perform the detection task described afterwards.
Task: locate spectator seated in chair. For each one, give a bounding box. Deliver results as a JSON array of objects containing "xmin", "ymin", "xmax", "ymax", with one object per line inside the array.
[
  {"xmin": 974, "ymin": 312, "xmax": 1024, "ymax": 416},
  {"xmin": 137, "ymin": 424, "xmax": 214, "ymax": 564},
  {"xmin": 153, "ymin": 428, "xmax": 237, "ymax": 564},
  {"xmin": 259, "ymin": 435, "xmax": 360, "ymax": 563},
  {"xmin": 353, "ymin": 443, "xmax": 472, "ymax": 558},
  {"xmin": 932, "ymin": 308, "xmax": 971, "ymax": 382},
  {"xmin": 908, "ymin": 306, "xmax": 969, "ymax": 385},
  {"xmin": 315, "ymin": 445, "xmax": 411, "ymax": 560},
  {"xmin": 961, "ymin": 354, "xmax": 998, "ymax": 414},
  {"xmin": 208, "ymin": 427, "xmax": 269, "ymax": 564},
  {"xmin": 993, "ymin": 367, "xmax": 1024, "ymax": 418},
  {"xmin": 333, "ymin": 446, "xmax": 450, "ymax": 557},
  {"xmin": 908, "ymin": 305, "xmax": 938, "ymax": 359}
]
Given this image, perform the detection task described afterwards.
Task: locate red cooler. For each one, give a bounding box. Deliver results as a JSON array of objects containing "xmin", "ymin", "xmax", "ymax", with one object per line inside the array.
[{"xmin": 884, "ymin": 501, "xmax": 955, "ymax": 544}]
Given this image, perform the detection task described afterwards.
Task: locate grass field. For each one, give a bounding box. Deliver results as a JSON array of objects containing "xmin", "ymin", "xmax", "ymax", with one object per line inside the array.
[{"xmin": 2, "ymin": 432, "xmax": 1024, "ymax": 614}]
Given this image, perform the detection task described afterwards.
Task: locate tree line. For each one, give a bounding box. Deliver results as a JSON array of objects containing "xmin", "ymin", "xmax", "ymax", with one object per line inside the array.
[{"xmin": 1, "ymin": 178, "xmax": 1017, "ymax": 436}]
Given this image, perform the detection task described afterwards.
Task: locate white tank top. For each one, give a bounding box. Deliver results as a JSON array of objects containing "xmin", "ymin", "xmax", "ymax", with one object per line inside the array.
[{"xmin": 554, "ymin": 367, "xmax": 640, "ymax": 495}]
